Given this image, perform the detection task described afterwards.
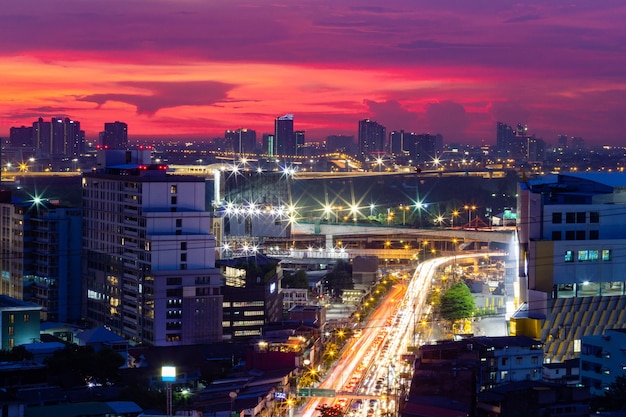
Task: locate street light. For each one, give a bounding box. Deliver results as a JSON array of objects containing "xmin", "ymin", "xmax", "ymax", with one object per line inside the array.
[
  {"xmin": 464, "ymin": 204, "xmax": 476, "ymax": 228},
  {"xmin": 399, "ymin": 204, "xmax": 410, "ymax": 226},
  {"xmin": 349, "ymin": 204, "xmax": 359, "ymax": 222},
  {"xmin": 451, "ymin": 210, "xmax": 459, "ymax": 229},
  {"xmin": 376, "ymin": 157, "xmax": 383, "ymax": 172},
  {"xmin": 370, "ymin": 203, "xmax": 375, "ymax": 217}
]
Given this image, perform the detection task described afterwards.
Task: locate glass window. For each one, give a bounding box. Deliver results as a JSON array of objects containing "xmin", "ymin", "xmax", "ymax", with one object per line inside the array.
[
  {"xmin": 589, "ymin": 230, "xmax": 599, "ymax": 240},
  {"xmin": 602, "ymin": 250, "xmax": 611, "ymax": 261},
  {"xmin": 576, "ymin": 230, "xmax": 586, "ymax": 240},
  {"xmin": 23, "ymin": 314, "xmax": 30, "ymax": 323},
  {"xmin": 565, "ymin": 251, "xmax": 574, "ymax": 262},
  {"xmin": 552, "ymin": 231, "xmax": 562, "ymax": 240},
  {"xmin": 171, "ymin": 196, "xmax": 177, "ymax": 205},
  {"xmin": 181, "ymin": 242, "xmax": 187, "ymax": 250},
  {"xmin": 170, "ymin": 185, "xmax": 177, "ymax": 194},
  {"xmin": 565, "ymin": 231, "xmax": 575, "ymax": 240},
  {"xmin": 176, "ymin": 219, "xmax": 182, "ymax": 228},
  {"xmin": 578, "ymin": 250, "xmax": 588, "ymax": 261},
  {"xmin": 588, "ymin": 250, "xmax": 599, "ymax": 261},
  {"xmin": 590, "ymin": 211, "xmax": 599, "ymax": 223},
  {"xmin": 577, "ymin": 212, "xmax": 586, "ymax": 223},
  {"xmin": 566, "ymin": 212, "xmax": 576, "ymax": 223},
  {"xmin": 552, "ymin": 212, "xmax": 562, "ymax": 224}
]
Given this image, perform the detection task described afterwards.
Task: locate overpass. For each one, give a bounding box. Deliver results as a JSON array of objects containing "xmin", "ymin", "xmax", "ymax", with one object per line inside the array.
[{"xmin": 291, "ymin": 222, "xmax": 514, "ymax": 248}]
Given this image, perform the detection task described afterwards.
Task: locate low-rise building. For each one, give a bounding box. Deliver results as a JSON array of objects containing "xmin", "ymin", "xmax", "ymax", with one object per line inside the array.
[
  {"xmin": 0, "ymin": 295, "xmax": 42, "ymax": 350},
  {"xmin": 580, "ymin": 328, "xmax": 626, "ymax": 395}
]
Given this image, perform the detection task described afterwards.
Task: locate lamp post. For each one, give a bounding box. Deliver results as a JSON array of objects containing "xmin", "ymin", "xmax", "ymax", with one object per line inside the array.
[
  {"xmin": 399, "ymin": 204, "xmax": 409, "ymax": 226},
  {"xmin": 451, "ymin": 210, "xmax": 459, "ymax": 229},
  {"xmin": 464, "ymin": 205, "xmax": 476, "ymax": 228}
]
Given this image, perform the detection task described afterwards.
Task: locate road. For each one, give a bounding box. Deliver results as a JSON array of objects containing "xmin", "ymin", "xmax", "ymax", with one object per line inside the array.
[{"xmin": 297, "ymin": 252, "xmax": 499, "ymax": 417}]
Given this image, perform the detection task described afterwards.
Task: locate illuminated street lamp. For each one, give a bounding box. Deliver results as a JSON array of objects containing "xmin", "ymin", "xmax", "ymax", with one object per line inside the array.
[
  {"xmin": 464, "ymin": 204, "xmax": 477, "ymax": 228},
  {"xmin": 349, "ymin": 204, "xmax": 359, "ymax": 222},
  {"xmin": 376, "ymin": 157, "xmax": 384, "ymax": 172},
  {"xmin": 370, "ymin": 203, "xmax": 375, "ymax": 217},
  {"xmin": 434, "ymin": 214, "xmax": 445, "ymax": 228},
  {"xmin": 399, "ymin": 204, "xmax": 410, "ymax": 226},
  {"xmin": 451, "ymin": 210, "xmax": 459, "ymax": 229}
]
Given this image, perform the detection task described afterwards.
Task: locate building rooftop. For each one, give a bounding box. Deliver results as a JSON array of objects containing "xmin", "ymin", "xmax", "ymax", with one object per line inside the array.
[{"xmin": 0, "ymin": 294, "xmax": 42, "ymax": 310}]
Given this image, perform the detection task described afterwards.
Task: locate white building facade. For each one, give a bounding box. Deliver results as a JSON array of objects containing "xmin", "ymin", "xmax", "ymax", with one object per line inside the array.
[{"xmin": 82, "ymin": 150, "xmax": 223, "ymax": 346}]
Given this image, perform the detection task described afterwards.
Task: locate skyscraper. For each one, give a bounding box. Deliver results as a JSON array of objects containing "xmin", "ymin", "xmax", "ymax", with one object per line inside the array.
[
  {"xmin": 32, "ymin": 117, "xmax": 84, "ymax": 157},
  {"xmin": 102, "ymin": 121, "xmax": 128, "ymax": 150},
  {"xmin": 82, "ymin": 150, "xmax": 223, "ymax": 346},
  {"xmin": 0, "ymin": 191, "xmax": 82, "ymax": 322},
  {"xmin": 225, "ymin": 128, "xmax": 256, "ymax": 155},
  {"xmin": 294, "ymin": 130, "xmax": 305, "ymax": 156},
  {"xmin": 262, "ymin": 133, "xmax": 275, "ymax": 157},
  {"xmin": 275, "ymin": 114, "xmax": 295, "ymax": 156},
  {"xmin": 358, "ymin": 119, "xmax": 386, "ymax": 161}
]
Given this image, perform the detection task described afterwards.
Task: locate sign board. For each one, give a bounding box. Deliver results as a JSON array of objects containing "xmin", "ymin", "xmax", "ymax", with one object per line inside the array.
[
  {"xmin": 161, "ymin": 366, "xmax": 176, "ymax": 382},
  {"xmin": 297, "ymin": 388, "xmax": 335, "ymax": 398}
]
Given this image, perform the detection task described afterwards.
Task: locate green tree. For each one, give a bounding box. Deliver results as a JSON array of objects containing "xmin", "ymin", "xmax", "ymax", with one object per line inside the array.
[
  {"xmin": 0, "ymin": 345, "xmax": 34, "ymax": 362},
  {"xmin": 283, "ymin": 269, "xmax": 309, "ymax": 289},
  {"xmin": 440, "ymin": 282, "xmax": 475, "ymax": 322},
  {"xmin": 592, "ymin": 375, "xmax": 626, "ymax": 412},
  {"xmin": 46, "ymin": 345, "xmax": 125, "ymax": 388},
  {"xmin": 324, "ymin": 260, "xmax": 353, "ymax": 295}
]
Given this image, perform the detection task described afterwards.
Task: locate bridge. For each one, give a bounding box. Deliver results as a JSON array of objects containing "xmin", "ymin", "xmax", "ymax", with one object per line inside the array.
[{"xmin": 291, "ymin": 222, "xmax": 514, "ymax": 246}]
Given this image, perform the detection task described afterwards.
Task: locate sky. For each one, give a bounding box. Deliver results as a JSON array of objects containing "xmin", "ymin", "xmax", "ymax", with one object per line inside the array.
[{"xmin": 1, "ymin": 0, "xmax": 626, "ymax": 145}]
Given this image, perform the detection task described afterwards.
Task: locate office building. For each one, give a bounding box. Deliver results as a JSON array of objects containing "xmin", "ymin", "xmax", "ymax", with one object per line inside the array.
[
  {"xmin": 217, "ymin": 254, "xmax": 283, "ymax": 340},
  {"xmin": 9, "ymin": 126, "xmax": 34, "ymax": 148},
  {"xmin": 102, "ymin": 121, "xmax": 128, "ymax": 150},
  {"xmin": 0, "ymin": 295, "xmax": 42, "ymax": 350},
  {"xmin": 580, "ymin": 328, "xmax": 626, "ymax": 395},
  {"xmin": 262, "ymin": 133, "xmax": 275, "ymax": 157},
  {"xmin": 294, "ymin": 130, "xmax": 305, "ymax": 156},
  {"xmin": 0, "ymin": 191, "xmax": 82, "ymax": 323},
  {"xmin": 513, "ymin": 172, "xmax": 626, "ymax": 362},
  {"xmin": 358, "ymin": 119, "xmax": 386, "ymax": 161},
  {"xmin": 31, "ymin": 117, "xmax": 85, "ymax": 158},
  {"xmin": 275, "ymin": 114, "xmax": 295, "ymax": 156},
  {"xmin": 225, "ymin": 128, "xmax": 256, "ymax": 155},
  {"xmin": 325, "ymin": 135, "xmax": 354, "ymax": 154},
  {"xmin": 82, "ymin": 150, "xmax": 223, "ymax": 346}
]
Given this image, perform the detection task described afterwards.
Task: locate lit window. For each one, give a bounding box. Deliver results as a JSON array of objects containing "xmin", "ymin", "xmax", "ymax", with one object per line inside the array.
[
  {"xmin": 565, "ymin": 251, "xmax": 574, "ymax": 262},
  {"xmin": 602, "ymin": 250, "xmax": 612, "ymax": 261}
]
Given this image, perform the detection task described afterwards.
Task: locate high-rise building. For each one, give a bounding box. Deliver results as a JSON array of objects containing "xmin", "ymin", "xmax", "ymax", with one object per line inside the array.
[
  {"xmin": 82, "ymin": 150, "xmax": 223, "ymax": 346},
  {"xmin": 325, "ymin": 135, "xmax": 354, "ymax": 154},
  {"xmin": 389, "ymin": 130, "xmax": 406, "ymax": 155},
  {"xmin": 294, "ymin": 130, "xmax": 305, "ymax": 156},
  {"xmin": 32, "ymin": 117, "xmax": 84, "ymax": 157},
  {"xmin": 225, "ymin": 128, "xmax": 256, "ymax": 155},
  {"xmin": 557, "ymin": 134, "xmax": 568, "ymax": 150},
  {"xmin": 0, "ymin": 190, "xmax": 82, "ymax": 322},
  {"xmin": 275, "ymin": 114, "xmax": 295, "ymax": 156},
  {"xmin": 513, "ymin": 172, "xmax": 626, "ymax": 363},
  {"xmin": 102, "ymin": 121, "xmax": 128, "ymax": 150},
  {"xmin": 358, "ymin": 119, "xmax": 386, "ymax": 161},
  {"xmin": 9, "ymin": 126, "xmax": 34, "ymax": 148},
  {"xmin": 262, "ymin": 133, "xmax": 275, "ymax": 157}
]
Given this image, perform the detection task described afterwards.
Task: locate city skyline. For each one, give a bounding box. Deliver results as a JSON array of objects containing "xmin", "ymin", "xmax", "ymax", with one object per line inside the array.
[{"xmin": 2, "ymin": 1, "xmax": 626, "ymax": 144}]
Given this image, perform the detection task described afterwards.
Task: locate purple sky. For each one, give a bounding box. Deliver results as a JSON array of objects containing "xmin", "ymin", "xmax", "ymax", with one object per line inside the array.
[{"xmin": 2, "ymin": 0, "xmax": 626, "ymax": 145}]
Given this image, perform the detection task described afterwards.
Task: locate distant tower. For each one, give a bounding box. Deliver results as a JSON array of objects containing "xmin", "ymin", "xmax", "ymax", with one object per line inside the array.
[
  {"xmin": 225, "ymin": 128, "xmax": 256, "ymax": 155},
  {"xmin": 557, "ymin": 134, "xmax": 568, "ymax": 150},
  {"xmin": 262, "ymin": 133, "xmax": 276, "ymax": 157},
  {"xmin": 32, "ymin": 118, "xmax": 52, "ymax": 156},
  {"xmin": 102, "ymin": 121, "xmax": 128, "ymax": 150},
  {"xmin": 358, "ymin": 119, "xmax": 386, "ymax": 161},
  {"xmin": 9, "ymin": 126, "xmax": 34, "ymax": 147},
  {"xmin": 275, "ymin": 114, "xmax": 295, "ymax": 156},
  {"xmin": 294, "ymin": 130, "xmax": 305, "ymax": 156},
  {"xmin": 51, "ymin": 117, "xmax": 83, "ymax": 157}
]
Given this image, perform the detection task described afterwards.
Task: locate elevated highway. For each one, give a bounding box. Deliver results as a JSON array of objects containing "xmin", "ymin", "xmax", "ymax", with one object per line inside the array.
[{"xmin": 291, "ymin": 222, "xmax": 514, "ymax": 245}]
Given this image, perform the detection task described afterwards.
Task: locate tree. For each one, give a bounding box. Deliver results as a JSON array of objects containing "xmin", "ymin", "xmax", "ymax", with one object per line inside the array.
[
  {"xmin": 46, "ymin": 345, "xmax": 125, "ymax": 388},
  {"xmin": 283, "ymin": 269, "xmax": 309, "ymax": 289},
  {"xmin": 439, "ymin": 282, "xmax": 475, "ymax": 322},
  {"xmin": 324, "ymin": 260, "xmax": 353, "ymax": 295},
  {"xmin": 592, "ymin": 375, "xmax": 626, "ymax": 412}
]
